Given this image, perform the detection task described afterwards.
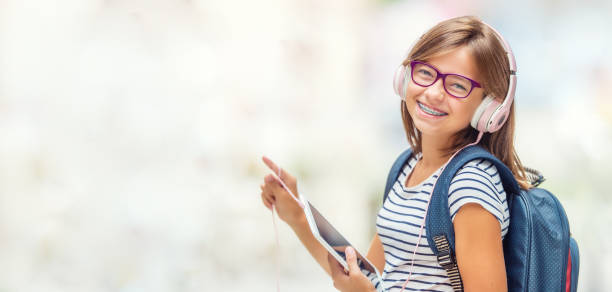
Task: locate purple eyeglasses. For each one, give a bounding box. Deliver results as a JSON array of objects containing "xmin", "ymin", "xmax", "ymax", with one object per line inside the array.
[{"xmin": 409, "ymin": 60, "xmax": 481, "ymax": 98}]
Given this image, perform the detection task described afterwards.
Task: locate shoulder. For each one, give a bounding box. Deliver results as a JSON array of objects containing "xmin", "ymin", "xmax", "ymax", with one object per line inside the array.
[
  {"xmin": 448, "ymin": 158, "xmax": 507, "ymax": 224},
  {"xmin": 456, "ymin": 158, "xmax": 500, "ymax": 178},
  {"xmin": 450, "ymin": 158, "xmax": 503, "ymax": 192}
]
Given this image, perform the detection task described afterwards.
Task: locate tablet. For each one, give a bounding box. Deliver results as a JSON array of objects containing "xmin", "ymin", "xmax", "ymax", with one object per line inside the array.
[{"xmin": 300, "ymin": 195, "xmax": 383, "ymax": 287}]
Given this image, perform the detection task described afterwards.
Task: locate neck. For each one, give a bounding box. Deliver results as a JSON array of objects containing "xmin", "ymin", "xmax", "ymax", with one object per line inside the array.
[{"xmin": 419, "ymin": 133, "xmax": 454, "ymax": 170}]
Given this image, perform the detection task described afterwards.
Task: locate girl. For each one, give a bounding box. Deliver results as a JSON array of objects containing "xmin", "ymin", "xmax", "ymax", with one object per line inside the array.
[{"xmin": 260, "ymin": 15, "xmax": 530, "ymax": 292}]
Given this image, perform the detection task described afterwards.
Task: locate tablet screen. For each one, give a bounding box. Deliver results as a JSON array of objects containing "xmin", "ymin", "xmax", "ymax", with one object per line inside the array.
[{"xmin": 307, "ymin": 201, "xmax": 378, "ymax": 275}]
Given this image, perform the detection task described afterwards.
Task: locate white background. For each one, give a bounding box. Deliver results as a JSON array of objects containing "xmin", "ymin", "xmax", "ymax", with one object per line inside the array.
[{"xmin": 0, "ymin": 0, "xmax": 611, "ymax": 291}]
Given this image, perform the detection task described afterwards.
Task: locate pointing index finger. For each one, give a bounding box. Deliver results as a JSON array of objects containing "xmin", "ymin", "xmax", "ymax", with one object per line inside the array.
[
  {"xmin": 261, "ymin": 156, "xmax": 279, "ymax": 174},
  {"xmin": 262, "ymin": 155, "xmax": 286, "ymax": 182}
]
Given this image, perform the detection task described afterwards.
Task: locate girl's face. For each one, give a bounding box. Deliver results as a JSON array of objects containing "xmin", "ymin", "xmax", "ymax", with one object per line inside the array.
[{"xmin": 404, "ymin": 45, "xmax": 485, "ymax": 140}]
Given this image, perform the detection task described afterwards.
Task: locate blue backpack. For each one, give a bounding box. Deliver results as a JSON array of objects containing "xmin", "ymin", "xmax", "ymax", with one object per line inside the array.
[{"xmin": 383, "ymin": 145, "xmax": 580, "ymax": 292}]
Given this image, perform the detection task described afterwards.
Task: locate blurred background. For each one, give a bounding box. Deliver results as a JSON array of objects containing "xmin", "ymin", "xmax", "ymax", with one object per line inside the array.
[{"xmin": 0, "ymin": 0, "xmax": 610, "ymax": 291}]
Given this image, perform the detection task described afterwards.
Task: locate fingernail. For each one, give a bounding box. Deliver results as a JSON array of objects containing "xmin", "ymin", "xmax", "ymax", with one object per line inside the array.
[{"xmin": 345, "ymin": 246, "xmax": 355, "ymax": 258}]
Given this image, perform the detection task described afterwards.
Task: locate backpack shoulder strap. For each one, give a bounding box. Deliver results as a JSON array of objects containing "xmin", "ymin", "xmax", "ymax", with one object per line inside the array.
[
  {"xmin": 382, "ymin": 148, "xmax": 413, "ymax": 204},
  {"xmin": 425, "ymin": 145, "xmax": 520, "ymax": 292}
]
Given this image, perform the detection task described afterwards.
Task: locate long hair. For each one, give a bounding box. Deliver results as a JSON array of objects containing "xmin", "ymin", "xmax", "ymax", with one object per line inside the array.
[{"xmin": 400, "ymin": 16, "xmax": 530, "ymax": 189}]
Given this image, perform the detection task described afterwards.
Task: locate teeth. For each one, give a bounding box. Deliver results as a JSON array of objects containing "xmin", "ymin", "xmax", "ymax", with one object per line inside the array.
[{"xmin": 418, "ymin": 102, "xmax": 447, "ymax": 116}]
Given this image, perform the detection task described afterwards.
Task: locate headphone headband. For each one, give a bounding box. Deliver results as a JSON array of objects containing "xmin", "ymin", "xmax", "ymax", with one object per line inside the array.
[{"xmin": 477, "ymin": 20, "xmax": 517, "ymax": 132}]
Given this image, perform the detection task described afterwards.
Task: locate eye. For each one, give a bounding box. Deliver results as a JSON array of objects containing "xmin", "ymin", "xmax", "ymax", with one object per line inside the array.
[
  {"xmin": 417, "ymin": 69, "xmax": 434, "ymax": 77},
  {"xmin": 450, "ymin": 83, "xmax": 467, "ymax": 91}
]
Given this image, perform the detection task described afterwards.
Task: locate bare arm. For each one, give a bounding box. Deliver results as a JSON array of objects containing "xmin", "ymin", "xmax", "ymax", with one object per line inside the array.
[
  {"xmin": 366, "ymin": 234, "xmax": 385, "ymax": 273},
  {"xmin": 260, "ymin": 156, "xmax": 332, "ymax": 276},
  {"xmin": 453, "ymin": 203, "xmax": 507, "ymax": 292},
  {"xmin": 288, "ymin": 212, "xmax": 333, "ymax": 276}
]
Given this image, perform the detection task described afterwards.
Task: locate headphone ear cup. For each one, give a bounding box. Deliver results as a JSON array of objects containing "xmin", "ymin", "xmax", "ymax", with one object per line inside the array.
[
  {"xmin": 401, "ymin": 64, "xmax": 411, "ymax": 100},
  {"xmin": 393, "ymin": 65, "xmax": 406, "ymax": 99},
  {"xmin": 471, "ymin": 96, "xmax": 500, "ymax": 132},
  {"xmin": 487, "ymin": 94, "xmax": 513, "ymax": 132}
]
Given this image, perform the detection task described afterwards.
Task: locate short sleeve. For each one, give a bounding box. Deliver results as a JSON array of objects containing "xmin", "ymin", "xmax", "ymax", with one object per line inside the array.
[
  {"xmin": 363, "ymin": 268, "xmax": 384, "ymax": 292},
  {"xmin": 448, "ymin": 159, "xmax": 509, "ymax": 232}
]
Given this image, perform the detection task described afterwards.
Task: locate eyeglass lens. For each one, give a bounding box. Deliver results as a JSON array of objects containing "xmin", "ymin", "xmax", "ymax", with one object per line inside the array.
[{"xmin": 411, "ymin": 62, "xmax": 473, "ymax": 98}]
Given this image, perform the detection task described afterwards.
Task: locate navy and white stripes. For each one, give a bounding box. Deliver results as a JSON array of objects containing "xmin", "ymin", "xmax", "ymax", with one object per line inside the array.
[{"xmin": 375, "ymin": 154, "xmax": 509, "ymax": 291}]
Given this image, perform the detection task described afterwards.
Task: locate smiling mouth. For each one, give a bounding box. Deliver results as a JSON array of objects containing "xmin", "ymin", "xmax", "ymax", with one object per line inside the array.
[{"xmin": 417, "ymin": 101, "xmax": 448, "ymax": 116}]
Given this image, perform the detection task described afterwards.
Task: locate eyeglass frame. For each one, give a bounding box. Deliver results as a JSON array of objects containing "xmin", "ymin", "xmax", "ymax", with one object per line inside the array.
[{"xmin": 409, "ymin": 60, "xmax": 482, "ymax": 99}]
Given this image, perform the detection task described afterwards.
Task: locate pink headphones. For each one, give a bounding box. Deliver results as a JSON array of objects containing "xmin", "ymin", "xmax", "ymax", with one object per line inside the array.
[{"xmin": 393, "ymin": 21, "xmax": 517, "ymax": 133}]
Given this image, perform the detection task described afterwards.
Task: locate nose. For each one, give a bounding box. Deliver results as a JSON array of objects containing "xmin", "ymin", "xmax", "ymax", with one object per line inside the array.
[{"xmin": 423, "ymin": 78, "xmax": 446, "ymax": 102}]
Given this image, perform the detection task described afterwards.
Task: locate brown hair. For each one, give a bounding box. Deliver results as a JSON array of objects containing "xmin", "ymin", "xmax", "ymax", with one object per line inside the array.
[{"xmin": 400, "ymin": 16, "xmax": 531, "ymax": 189}]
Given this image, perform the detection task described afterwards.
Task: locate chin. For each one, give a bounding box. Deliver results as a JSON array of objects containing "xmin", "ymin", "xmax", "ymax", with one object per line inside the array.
[{"xmin": 413, "ymin": 121, "xmax": 440, "ymax": 136}]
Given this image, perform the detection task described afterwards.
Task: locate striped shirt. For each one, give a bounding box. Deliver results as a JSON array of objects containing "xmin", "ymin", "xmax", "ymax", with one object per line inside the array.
[{"xmin": 373, "ymin": 153, "xmax": 509, "ymax": 291}]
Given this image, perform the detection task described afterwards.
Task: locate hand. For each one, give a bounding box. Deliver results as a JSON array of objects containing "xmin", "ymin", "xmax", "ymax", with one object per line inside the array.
[
  {"xmin": 328, "ymin": 246, "xmax": 376, "ymax": 292},
  {"xmin": 260, "ymin": 156, "xmax": 304, "ymax": 226}
]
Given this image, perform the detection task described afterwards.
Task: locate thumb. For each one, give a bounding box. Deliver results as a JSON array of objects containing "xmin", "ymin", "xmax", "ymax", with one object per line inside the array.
[{"xmin": 345, "ymin": 246, "xmax": 361, "ymax": 275}]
